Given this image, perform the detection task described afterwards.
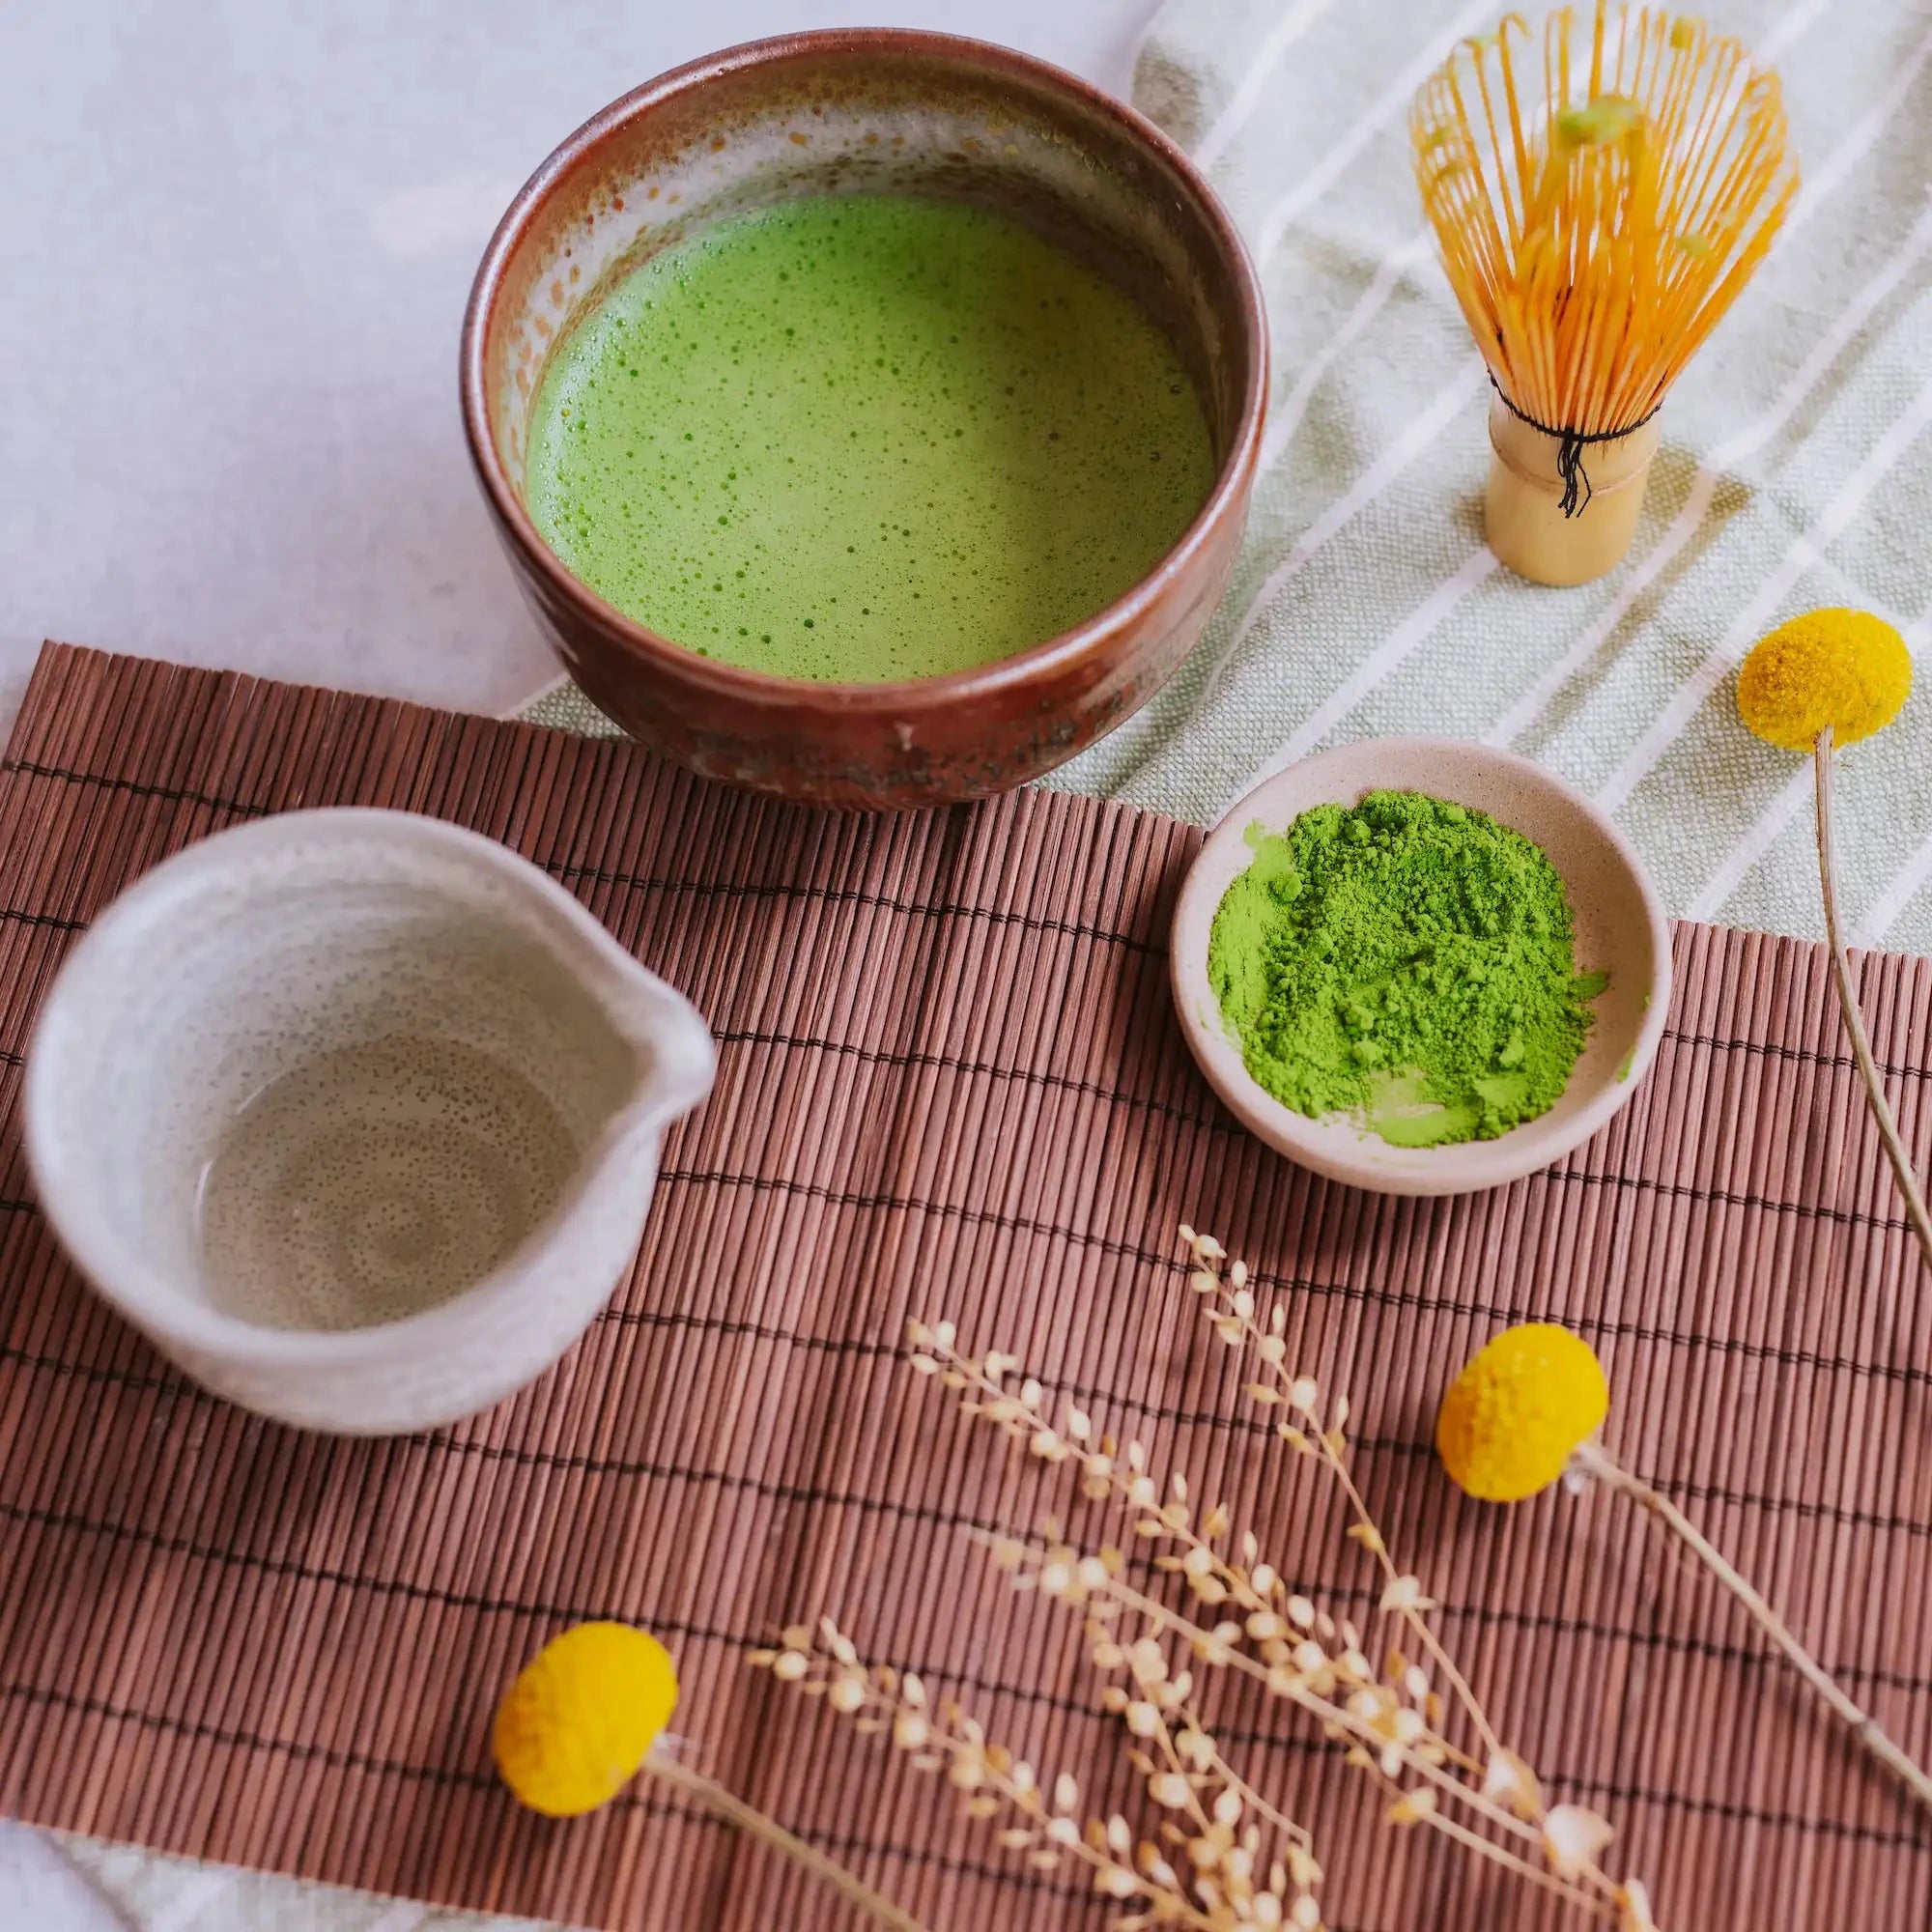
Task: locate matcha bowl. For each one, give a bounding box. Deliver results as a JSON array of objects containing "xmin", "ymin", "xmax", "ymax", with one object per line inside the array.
[
  {"xmin": 462, "ymin": 29, "xmax": 1266, "ymax": 809},
  {"xmin": 1170, "ymin": 739, "xmax": 1672, "ymax": 1197}
]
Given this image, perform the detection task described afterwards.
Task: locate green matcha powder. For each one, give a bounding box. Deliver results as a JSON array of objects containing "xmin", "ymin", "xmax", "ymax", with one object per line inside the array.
[{"xmin": 1208, "ymin": 792, "xmax": 1605, "ymax": 1148}]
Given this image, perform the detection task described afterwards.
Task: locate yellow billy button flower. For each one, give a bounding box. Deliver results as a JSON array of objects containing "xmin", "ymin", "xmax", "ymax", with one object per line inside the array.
[
  {"xmin": 492, "ymin": 1626, "xmax": 921, "ymax": 1928},
  {"xmin": 1734, "ymin": 607, "xmax": 1932, "ymax": 1281},
  {"xmin": 1439, "ymin": 1316, "xmax": 1932, "ymax": 1817},
  {"xmin": 1435, "ymin": 1322, "xmax": 1608, "ymax": 1502},
  {"xmin": 1736, "ymin": 607, "xmax": 1911, "ymax": 752},
  {"xmin": 494, "ymin": 1622, "xmax": 679, "ymax": 1816}
]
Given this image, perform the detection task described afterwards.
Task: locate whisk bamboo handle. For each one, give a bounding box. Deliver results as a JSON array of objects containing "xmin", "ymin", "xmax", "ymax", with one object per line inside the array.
[{"xmin": 1485, "ymin": 398, "xmax": 1662, "ymax": 587}]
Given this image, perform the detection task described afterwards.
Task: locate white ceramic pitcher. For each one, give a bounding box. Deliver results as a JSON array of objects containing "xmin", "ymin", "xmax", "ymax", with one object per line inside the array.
[{"xmin": 24, "ymin": 808, "xmax": 715, "ymax": 1435}]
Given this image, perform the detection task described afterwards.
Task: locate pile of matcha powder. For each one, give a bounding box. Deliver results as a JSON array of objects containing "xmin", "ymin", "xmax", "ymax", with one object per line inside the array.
[{"xmin": 1208, "ymin": 791, "xmax": 1605, "ymax": 1147}]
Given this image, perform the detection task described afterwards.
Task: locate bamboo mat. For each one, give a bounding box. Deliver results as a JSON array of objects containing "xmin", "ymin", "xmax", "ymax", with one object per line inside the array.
[{"xmin": 2, "ymin": 644, "xmax": 1930, "ymax": 1932}]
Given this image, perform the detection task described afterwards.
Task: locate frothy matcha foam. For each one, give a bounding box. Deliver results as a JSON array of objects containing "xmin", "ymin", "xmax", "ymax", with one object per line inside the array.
[{"xmin": 524, "ymin": 193, "xmax": 1215, "ymax": 682}]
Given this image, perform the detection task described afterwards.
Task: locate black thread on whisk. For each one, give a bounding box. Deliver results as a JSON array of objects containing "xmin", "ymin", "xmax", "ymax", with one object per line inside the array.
[{"xmin": 1491, "ymin": 376, "xmax": 1662, "ymax": 518}]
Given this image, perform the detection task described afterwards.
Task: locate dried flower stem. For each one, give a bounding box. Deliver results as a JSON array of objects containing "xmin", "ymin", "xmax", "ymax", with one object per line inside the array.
[
  {"xmin": 1575, "ymin": 1436, "xmax": 1932, "ymax": 1816},
  {"xmin": 643, "ymin": 1749, "xmax": 928, "ymax": 1932},
  {"xmin": 1352, "ymin": 1755, "xmax": 1611, "ymax": 1918},
  {"xmin": 752, "ymin": 1621, "xmax": 1300, "ymax": 1929},
  {"xmin": 1184, "ymin": 1240, "xmax": 1502, "ymax": 1763},
  {"xmin": 979, "ymin": 1528, "xmax": 1617, "ymax": 1920},
  {"xmin": 912, "ymin": 1286, "xmax": 1641, "ymax": 1922},
  {"xmin": 1814, "ymin": 726, "xmax": 1932, "ymax": 1272}
]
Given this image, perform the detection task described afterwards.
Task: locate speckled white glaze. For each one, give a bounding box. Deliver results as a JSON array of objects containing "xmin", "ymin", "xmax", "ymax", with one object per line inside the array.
[
  {"xmin": 24, "ymin": 809, "xmax": 715, "ymax": 1434},
  {"xmin": 1170, "ymin": 739, "xmax": 1671, "ymax": 1198}
]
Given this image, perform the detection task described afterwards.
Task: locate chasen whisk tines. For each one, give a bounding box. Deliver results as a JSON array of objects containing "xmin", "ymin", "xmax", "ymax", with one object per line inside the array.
[{"xmin": 1412, "ymin": 3, "xmax": 1798, "ymax": 584}]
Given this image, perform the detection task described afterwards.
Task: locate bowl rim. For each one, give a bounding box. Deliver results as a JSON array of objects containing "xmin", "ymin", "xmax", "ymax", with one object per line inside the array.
[
  {"xmin": 459, "ymin": 26, "xmax": 1269, "ymax": 715},
  {"xmin": 1168, "ymin": 737, "xmax": 1675, "ymax": 1198}
]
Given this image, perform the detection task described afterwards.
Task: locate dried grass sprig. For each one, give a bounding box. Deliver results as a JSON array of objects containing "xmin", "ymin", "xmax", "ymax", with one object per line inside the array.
[
  {"xmin": 757, "ymin": 1232, "xmax": 1660, "ymax": 1932},
  {"xmin": 751, "ymin": 1616, "xmax": 1324, "ymax": 1930},
  {"xmin": 907, "ymin": 1289, "xmax": 1645, "ymax": 1924},
  {"xmin": 910, "ymin": 1312, "xmax": 1485, "ymax": 1779},
  {"xmin": 977, "ymin": 1529, "xmax": 1626, "ymax": 1923},
  {"xmin": 1176, "ymin": 1229, "xmax": 1502, "ymax": 1766}
]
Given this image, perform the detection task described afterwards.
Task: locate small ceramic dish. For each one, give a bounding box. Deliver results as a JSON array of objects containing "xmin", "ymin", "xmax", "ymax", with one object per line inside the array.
[{"xmin": 1170, "ymin": 738, "xmax": 1671, "ymax": 1197}]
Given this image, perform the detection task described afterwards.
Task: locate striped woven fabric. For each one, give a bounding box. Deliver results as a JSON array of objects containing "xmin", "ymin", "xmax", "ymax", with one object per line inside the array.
[
  {"xmin": 1080, "ymin": 0, "xmax": 1932, "ymax": 955},
  {"xmin": 522, "ymin": 0, "xmax": 1932, "ymax": 957}
]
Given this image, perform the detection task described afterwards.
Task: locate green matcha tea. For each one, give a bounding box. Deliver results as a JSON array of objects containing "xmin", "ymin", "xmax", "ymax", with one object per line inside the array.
[
  {"xmin": 1208, "ymin": 794, "xmax": 1605, "ymax": 1148},
  {"xmin": 524, "ymin": 194, "xmax": 1215, "ymax": 681}
]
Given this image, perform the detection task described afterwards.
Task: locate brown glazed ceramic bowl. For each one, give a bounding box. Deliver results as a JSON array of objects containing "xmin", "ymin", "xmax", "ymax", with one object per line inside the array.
[{"xmin": 462, "ymin": 29, "xmax": 1266, "ymax": 809}]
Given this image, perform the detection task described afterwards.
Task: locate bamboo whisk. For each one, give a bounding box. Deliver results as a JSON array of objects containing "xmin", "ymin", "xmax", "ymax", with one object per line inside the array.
[{"xmin": 1411, "ymin": 4, "xmax": 1797, "ymax": 584}]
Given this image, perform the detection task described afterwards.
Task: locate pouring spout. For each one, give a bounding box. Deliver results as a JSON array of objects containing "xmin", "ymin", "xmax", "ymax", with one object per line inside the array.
[
  {"xmin": 600, "ymin": 961, "xmax": 718, "ymax": 1137},
  {"xmin": 638, "ymin": 1002, "xmax": 718, "ymax": 1126}
]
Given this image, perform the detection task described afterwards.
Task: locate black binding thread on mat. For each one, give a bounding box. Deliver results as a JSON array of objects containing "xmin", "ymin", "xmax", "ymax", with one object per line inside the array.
[{"xmin": 1492, "ymin": 376, "xmax": 1661, "ymax": 517}]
